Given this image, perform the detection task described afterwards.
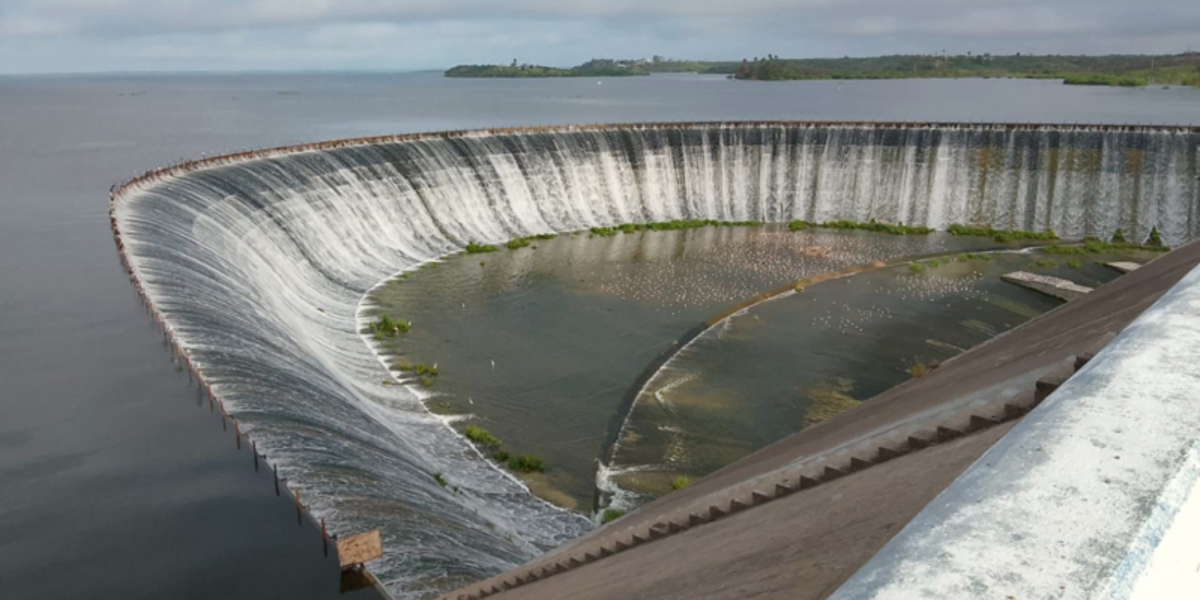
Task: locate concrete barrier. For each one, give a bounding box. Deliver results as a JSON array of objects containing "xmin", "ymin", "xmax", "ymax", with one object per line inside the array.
[{"xmin": 830, "ymin": 263, "xmax": 1200, "ymax": 600}]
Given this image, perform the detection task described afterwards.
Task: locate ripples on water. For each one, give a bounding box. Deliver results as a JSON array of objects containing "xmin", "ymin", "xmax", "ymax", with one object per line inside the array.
[
  {"xmin": 587, "ymin": 228, "xmax": 964, "ymax": 310},
  {"xmin": 368, "ymin": 227, "xmax": 1035, "ymax": 513},
  {"xmin": 609, "ymin": 249, "xmax": 1154, "ymax": 505}
]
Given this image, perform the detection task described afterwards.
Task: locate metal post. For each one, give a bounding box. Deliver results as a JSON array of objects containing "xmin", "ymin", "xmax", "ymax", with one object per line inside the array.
[{"xmin": 273, "ymin": 464, "xmax": 280, "ymax": 496}]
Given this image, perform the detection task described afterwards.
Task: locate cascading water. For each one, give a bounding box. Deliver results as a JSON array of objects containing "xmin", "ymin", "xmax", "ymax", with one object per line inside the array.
[{"xmin": 112, "ymin": 123, "xmax": 1199, "ymax": 599}]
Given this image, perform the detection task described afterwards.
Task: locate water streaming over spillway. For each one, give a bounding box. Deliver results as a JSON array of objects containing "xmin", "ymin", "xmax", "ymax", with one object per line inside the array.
[{"xmin": 112, "ymin": 122, "xmax": 1200, "ymax": 598}]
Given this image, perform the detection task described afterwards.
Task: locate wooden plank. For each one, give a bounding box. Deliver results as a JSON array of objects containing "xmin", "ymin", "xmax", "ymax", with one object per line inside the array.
[{"xmin": 337, "ymin": 530, "xmax": 383, "ymax": 570}]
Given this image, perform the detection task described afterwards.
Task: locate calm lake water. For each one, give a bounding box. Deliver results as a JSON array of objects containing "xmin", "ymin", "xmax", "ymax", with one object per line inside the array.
[
  {"xmin": 1, "ymin": 72, "xmax": 1197, "ymax": 599},
  {"xmin": 367, "ymin": 227, "xmax": 1010, "ymax": 510},
  {"xmin": 608, "ymin": 247, "xmax": 1157, "ymax": 502},
  {"xmin": 370, "ymin": 228, "xmax": 1158, "ymax": 511}
]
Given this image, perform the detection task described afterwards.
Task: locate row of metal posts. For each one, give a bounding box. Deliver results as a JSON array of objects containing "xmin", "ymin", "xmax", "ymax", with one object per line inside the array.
[{"xmin": 109, "ymin": 184, "xmax": 336, "ymax": 560}]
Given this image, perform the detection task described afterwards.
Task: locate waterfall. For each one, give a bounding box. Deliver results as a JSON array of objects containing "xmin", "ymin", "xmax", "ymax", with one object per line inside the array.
[{"xmin": 112, "ymin": 122, "xmax": 1200, "ymax": 599}]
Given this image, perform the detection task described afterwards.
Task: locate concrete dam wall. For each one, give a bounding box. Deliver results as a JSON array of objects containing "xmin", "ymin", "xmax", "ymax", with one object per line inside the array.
[{"xmin": 109, "ymin": 122, "xmax": 1200, "ymax": 599}]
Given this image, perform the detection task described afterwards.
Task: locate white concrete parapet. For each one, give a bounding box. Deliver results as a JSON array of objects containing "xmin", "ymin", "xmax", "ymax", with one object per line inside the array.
[{"xmin": 831, "ymin": 263, "xmax": 1200, "ymax": 600}]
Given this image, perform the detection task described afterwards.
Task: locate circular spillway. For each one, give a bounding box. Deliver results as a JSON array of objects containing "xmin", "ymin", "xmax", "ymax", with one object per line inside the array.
[{"xmin": 109, "ymin": 122, "xmax": 1200, "ymax": 598}]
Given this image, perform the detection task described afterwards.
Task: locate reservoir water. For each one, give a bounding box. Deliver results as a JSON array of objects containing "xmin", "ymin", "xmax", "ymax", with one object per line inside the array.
[
  {"xmin": 370, "ymin": 229, "xmax": 1160, "ymax": 512},
  {"xmin": 2, "ymin": 72, "xmax": 1198, "ymax": 599},
  {"xmin": 366, "ymin": 227, "xmax": 1006, "ymax": 510},
  {"xmin": 608, "ymin": 245, "xmax": 1159, "ymax": 502}
]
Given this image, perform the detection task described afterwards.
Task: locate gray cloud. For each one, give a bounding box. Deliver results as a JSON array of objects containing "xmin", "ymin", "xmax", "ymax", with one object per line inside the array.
[{"xmin": 1, "ymin": 0, "xmax": 1198, "ymax": 74}]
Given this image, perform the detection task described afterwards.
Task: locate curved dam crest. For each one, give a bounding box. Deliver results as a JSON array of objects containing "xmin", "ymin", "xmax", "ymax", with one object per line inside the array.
[{"xmin": 110, "ymin": 122, "xmax": 1200, "ymax": 598}]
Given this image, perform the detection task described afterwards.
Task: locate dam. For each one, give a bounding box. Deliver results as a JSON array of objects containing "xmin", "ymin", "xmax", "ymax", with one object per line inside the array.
[{"xmin": 109, "ymin": 122, "xmax": 1200, "ymax": 599}]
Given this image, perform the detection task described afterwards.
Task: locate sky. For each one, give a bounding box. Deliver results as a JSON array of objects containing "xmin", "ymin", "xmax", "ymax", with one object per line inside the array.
[{"xmin": 1, "ymin": 0, "xmax": 1199, "ymax": 74}]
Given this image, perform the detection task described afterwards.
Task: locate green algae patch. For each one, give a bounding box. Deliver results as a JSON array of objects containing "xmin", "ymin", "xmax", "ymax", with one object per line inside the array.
[
  {"xmin": 611, "ymin": 470, "xmax": 691, "ymax": 497},
  {"xmin": 517, "ymin": 471, "xmax": 579, "ymax": 511},
  {"xmin": 465, "ymin": 241, "xmax": 497, "ymax": 254},
  {"xmin": 802, "ymin": 378, "xmax": 861, "ymax": 427},
  {"xmin": 601, "ymin": 508, "xmax": 626, "ymax": 524},
  {"xmin": 671, "ymin": 475, "xmax": 693, "ymax": 491},
  {"xmin": 947, "ymin": 224, "xmax": 1058, "ymax": 242},
  {"xmin": 464, "ymin": 424, "xmax": 501, "ymax": 448}
]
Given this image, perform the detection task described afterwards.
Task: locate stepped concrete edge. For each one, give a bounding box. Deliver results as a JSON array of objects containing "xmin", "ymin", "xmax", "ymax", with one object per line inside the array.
[{"xmin": 832, "ymin": 260, "xmax": 1200, "ymax": 599}]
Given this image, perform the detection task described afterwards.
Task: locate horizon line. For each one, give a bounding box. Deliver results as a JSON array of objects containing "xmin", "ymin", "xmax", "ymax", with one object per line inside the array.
[{"xmin": 5, "ymin": 50, "xmax": 1198, "ymax": 78}]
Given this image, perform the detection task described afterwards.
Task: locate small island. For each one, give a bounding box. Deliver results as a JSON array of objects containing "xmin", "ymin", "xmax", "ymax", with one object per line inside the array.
[
  {"xmin": 446, "ymin": 53, "xmax": 1200, "ymax": 88},
  {"xmin": 446, "ymin": 59, "xmax": 651, "ymax": 78}
]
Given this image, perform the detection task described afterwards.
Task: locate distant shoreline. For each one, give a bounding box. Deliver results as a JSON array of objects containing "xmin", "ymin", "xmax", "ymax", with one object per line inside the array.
[
  {"xmin": 445, "ymin": 61, "xmax": 651, "ymax": 79},
  {"xmin": 446, "ymin": 53, "xmax": 1200, "ymax": 88}
]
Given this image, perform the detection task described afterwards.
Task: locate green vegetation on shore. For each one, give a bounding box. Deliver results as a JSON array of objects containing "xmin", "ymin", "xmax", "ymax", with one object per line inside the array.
[
  {"xmin": 1061, "ymin": 73, "xmax": 1147, "ymax": 87},
  {"xmin": 786, "ymin": 219, "xmax": 932, "ymax": 236},
  {"xmin": 469, "ymin": 218, "xmax": 1048, "ymax": 253},
  {"xmin": 956, "ymin": 252, "xmax": 994, "ymax": 262},
  {"xmin": 1148, "ymin": 227, "xmax": 1165, "ymax": 248},
  {"xmin": 507, "ymin": 454, "xmax": 546, "ymax": 473},
  {"xmin": 947, "ymin": 224, "xmax": 1059, "ymax": 243},
  {"xmin": 464, "ymin": 233, "xmax": 556, "ymax": 254},
  {"xmin": 1041, "ymin": 229, "xmax": 1170, "ymax": 255},
  {"xmin": 589, "ymin": 219, "xmax": 763, "ymax": 237},
  {"xmin": 464, "ymin": 424, "xmax": 501, "ymax": 447},
  {"xmin": 910, "ymin": 251, "xmax": 994, "ymax": 273},
  {"xmin": 465, "ymin": 242, "xmax": 497, "ymax": 254},
  {"xmin": 369, "ymin": 314, "xmax": 411, "ymax": 340},
  {"xmin": 504, "ymin": 233, "xmax": 556, "ymax": 250},
  {"xmin": 401, "ymin": 363, "xmax": 436, "ymax": 377},
  {"xmin": 601, "ymin": 508, "xmax": 626, "ymax": 524},
  {"xmin": 730, "ymin": 53, "xmax": 1200, "ymax": 87},
  {"xmin": 396, "ymin": 361, "xmax": 439, "ymax": 387},
  {"xmin": 802, "ymin": 378, "xmax": 860, "ymax": 427},
  {"xmin": 448, "ymin": 52, "xmax": 1200, "ymax": 88},
  {"xmin": 462, "ymin": 223, "xmax": 1159, "ymax": 260},
  {"xmin": 460, "ymin": 424, "xmax": 546, "ymax": 475},
  {"xmin": 907, "ymin": 359, "xmax": 934, "ymax": 378},
  {"xmin": 822, "ymin": 220, "xmax": 934, "ymax": 235},
  {"xmin": 446, "ymin": 59, "xmax": 650, "ymax": 78}
]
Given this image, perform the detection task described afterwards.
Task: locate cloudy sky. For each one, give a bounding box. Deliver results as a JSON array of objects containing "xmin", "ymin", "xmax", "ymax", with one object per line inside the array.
[{"xmin": 1, "ymin": 0, "xmax": 1198, "ymax": 74}]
